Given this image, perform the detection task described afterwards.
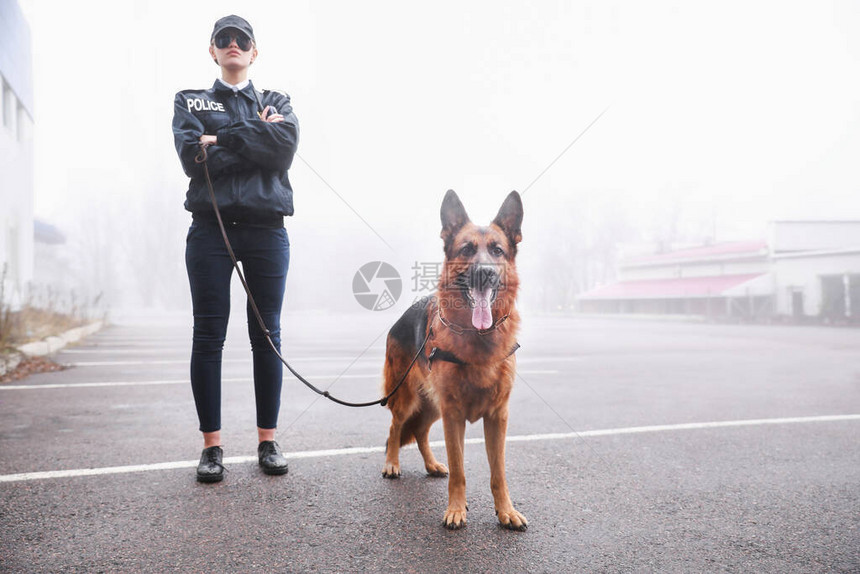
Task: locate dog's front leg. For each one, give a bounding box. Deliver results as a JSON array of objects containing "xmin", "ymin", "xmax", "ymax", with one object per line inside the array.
[
  {"xmin": 484, "ymin": 409, "xmax": 528, "ymax": 530},
  {"xmin": 441, "ymin": 409, "xmax": 468, "ymax": 529}
]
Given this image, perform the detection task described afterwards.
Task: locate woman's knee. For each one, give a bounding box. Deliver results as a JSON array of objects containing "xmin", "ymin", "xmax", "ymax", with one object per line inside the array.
[{"xmin": 192, "ymin": 315, "xmax": 230, "ymax": 352}]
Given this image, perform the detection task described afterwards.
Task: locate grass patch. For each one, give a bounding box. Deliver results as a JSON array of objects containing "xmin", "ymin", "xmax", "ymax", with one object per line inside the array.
[
  {"xmin": 2, "ymin": 306, "xmax": 89, "ymax": 345},
  {"xmin": 1, "ymin": 264, "xmax": 105, "ymax": 348}
]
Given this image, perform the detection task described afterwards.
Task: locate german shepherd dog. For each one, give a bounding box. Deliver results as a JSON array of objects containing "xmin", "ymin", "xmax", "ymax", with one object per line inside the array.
[{"xmin": 381, "ymin": 189, "xmax": 527, "ymax": 531}]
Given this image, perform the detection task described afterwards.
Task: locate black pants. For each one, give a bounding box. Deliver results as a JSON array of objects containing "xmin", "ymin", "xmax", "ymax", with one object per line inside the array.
[{"xmin": 185, "ymin": 220, "xmax": 290, "ymax": 433}]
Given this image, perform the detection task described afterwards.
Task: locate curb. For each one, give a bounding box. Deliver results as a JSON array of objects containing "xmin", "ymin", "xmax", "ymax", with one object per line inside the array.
[
  {"xmin": 16, "ymin": 321, "xmax": 104, "ymax": 357},
  {"xmin": 0, "ymin": 351, "xmax": 23, "ymax": 377}
]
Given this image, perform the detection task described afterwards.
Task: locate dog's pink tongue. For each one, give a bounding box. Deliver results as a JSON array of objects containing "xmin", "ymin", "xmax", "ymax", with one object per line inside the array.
[{"xmin": 471, "ymin": 288, "xmax": 494, "ymax": 330}]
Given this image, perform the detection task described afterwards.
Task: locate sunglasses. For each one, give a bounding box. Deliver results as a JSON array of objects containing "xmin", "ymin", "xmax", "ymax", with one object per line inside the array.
[{"xmin": 214, "ymin": 31, "xmax": 253, "ymax": 51}]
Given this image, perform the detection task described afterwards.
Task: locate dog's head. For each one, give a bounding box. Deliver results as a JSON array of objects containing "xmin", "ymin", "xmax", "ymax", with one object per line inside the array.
[{"xmin": 438, "ymin": 190, "xmax": 523, "ymax": 330}]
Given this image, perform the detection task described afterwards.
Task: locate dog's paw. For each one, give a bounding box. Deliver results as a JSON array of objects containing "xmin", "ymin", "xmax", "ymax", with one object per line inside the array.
[
  {"xmin": 443, "ymin": 507, "xmax": 467, "ymax": 530},
  {"xmin": 425, "ymin": 462, "xmax": 449, "ymax": 477},
  {"xmin": 381, "ymin": 463, "xmax": 401, "ymax": 479},
  {"xmin": 496, "ymin": 508, "xmax": 528, "ymax": 531}
]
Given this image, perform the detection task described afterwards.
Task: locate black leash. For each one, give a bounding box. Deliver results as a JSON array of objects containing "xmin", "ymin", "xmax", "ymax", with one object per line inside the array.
[{"xmin": 193, "ymin": 144, "xmax": 428, "ymax": 408}]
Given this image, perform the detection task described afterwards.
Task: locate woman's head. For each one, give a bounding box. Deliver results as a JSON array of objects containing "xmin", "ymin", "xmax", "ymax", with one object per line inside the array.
[{"xmin": 209, "ymin": 15, "xmax": 258, "ymax": 74}]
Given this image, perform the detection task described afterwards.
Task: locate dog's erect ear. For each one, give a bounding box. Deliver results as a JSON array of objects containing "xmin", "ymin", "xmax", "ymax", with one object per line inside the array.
[
  {"xmin": 492, "ymin": 191, "xmax": 523, "ymax": 245},
  {"xmin": 440, "ymin": 189, "xmax": 471, "ymax": 246}
]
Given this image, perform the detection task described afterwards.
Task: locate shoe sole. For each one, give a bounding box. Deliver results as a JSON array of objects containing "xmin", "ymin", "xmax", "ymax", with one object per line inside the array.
[
  {"xmin": 260, "ymin": 465, "xmax": 289, "ymax": 476},
  {"xmin": 196, "ymin": 473, "xmax": 224, "ymax": 483}
]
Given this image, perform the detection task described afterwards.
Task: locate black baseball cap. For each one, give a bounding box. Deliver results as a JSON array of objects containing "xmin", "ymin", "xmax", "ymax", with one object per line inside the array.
[{"xmin": 211, "ymin": 15, "xmax": 255, "ymax": 44}]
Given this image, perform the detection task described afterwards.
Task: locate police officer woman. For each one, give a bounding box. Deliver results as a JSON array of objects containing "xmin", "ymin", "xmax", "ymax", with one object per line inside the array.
[{"xmin": 172, "ymin": 15, "xmax": 299, "ymax": 482}]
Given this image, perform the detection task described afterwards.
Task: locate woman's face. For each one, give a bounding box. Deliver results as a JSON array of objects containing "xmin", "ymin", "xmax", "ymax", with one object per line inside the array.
[{"xmin": 209, "ymin": 28, "xmax": 258, "ymax": 71}]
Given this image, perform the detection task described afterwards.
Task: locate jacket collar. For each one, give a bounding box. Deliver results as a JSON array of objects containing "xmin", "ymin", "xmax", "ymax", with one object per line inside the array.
[
  {"xmin": 217, "ymin": 78, "xmax": 250, "ymax": 91},
  {"xmin": 211, "ymin": 79, "xmax": 259, "ymax": 103}
]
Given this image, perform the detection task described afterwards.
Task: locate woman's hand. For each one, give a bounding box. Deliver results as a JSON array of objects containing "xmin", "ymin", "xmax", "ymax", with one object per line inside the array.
[
  {"xmin": 199, "ymin": 134, "xmax": 217, "ymax": 147},
  {"xmin": 261, "ymin": 106, "xmax": 284, "ymax": 123}
]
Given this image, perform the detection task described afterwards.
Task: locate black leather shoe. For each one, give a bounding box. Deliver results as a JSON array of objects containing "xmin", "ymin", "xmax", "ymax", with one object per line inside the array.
[
  {"xmin": 196, "ymin": 446, "xmax": 225, "ymax": 483},
  {"xmin": 258, "ymin": 440, "xmax": 288, "ymax": 475}
]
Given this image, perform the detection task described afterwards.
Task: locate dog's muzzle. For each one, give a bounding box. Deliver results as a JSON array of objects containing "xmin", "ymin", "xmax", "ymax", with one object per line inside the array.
[{"xmin": 463, "ymin": 265, "xmax": 501, "ymax": 330}]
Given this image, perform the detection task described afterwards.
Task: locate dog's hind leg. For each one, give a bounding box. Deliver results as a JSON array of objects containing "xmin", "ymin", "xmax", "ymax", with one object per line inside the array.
[
  {"xmin": 382, "ymin": 382, "xmax": 420, "ymax": 478},
  {"xmin": 381, "ymin": 347, "xmax": 419, "ymax": 479},
  {"xmin": 413, "ymin": 407, "xmax": 447, "ymax": 477}
]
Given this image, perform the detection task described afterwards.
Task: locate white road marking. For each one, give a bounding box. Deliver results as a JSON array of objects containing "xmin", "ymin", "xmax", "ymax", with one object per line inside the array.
[
  {"xmin": 0, "ymin": 414, "xmax": 856, "ymax": 483},
  {"xmin": 517, "ymin": 357, "xmax": 585, "ymax": 363},
  {"xmin": 0, "ymin": 378, "xmax": 248, "ymax": 390},
  {"xmin": 60, "ymin": 349, "xmax": 188, "ymax": 354},
  {"xmin": 0, "ymin": 370, "xmax": 560, "ymax": 391},
  {"xmin": 67, "ymin": 357, "xmax": 384, "ymax": 367},
  {"xmin": 65, "ymin": 356, "xmax": 580, "ymax": 367}
]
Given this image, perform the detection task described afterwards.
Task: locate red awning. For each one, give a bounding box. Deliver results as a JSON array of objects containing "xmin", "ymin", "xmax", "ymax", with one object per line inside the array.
[{"xmin": 578, "ymin": 274, "xmax": 766, "ymax": 300}]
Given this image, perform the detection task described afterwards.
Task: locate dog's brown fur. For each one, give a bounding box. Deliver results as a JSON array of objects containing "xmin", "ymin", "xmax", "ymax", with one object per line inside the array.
[{"xmin": 381, "ymin": 190, "xmax": 526, "ymax": 530}]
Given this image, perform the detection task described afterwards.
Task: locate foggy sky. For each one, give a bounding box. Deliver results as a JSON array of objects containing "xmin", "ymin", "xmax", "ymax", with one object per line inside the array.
[{"xmin": 14, "ymin": 0, "xmax": 860, "ymax": 311}]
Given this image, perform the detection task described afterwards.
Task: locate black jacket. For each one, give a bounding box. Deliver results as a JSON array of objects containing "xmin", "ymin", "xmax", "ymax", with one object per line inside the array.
[{"xmin": 173, "ymin": 80, "xmax": 299, "ymax": 222}]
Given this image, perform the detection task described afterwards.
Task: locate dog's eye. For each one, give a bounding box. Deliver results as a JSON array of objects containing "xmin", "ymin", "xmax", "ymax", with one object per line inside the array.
[
  {"xmin": 491, "ymin": 245, "xmax": 505, "ymax": 257},
  {"xmin": 459, "ymin": 244, "xmax": 476, "ymax": 257}
]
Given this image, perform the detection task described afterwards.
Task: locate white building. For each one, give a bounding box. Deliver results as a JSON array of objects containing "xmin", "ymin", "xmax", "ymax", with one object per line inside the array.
[
  {"xmin": 578, "ymin": 221, "xmax": 860, "ymax": 323},
  {"xmin": 770, "ymin": 221, "xmax": 860, "ymax": 320},
  {"xmin": 0, "ymin": 0, "xmax": 35, "ymax": 308}
]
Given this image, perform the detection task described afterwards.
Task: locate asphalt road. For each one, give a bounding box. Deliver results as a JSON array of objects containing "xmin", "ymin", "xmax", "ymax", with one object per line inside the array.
[{"xmin": 1, "ymin": 311, "xmax": 858, "ymax": 573}]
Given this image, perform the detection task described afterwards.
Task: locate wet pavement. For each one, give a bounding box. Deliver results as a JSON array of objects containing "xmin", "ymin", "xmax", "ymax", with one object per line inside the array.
[{"xmin": 1, "ymin": 311, "xmax": 858, "ymax": 572}]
